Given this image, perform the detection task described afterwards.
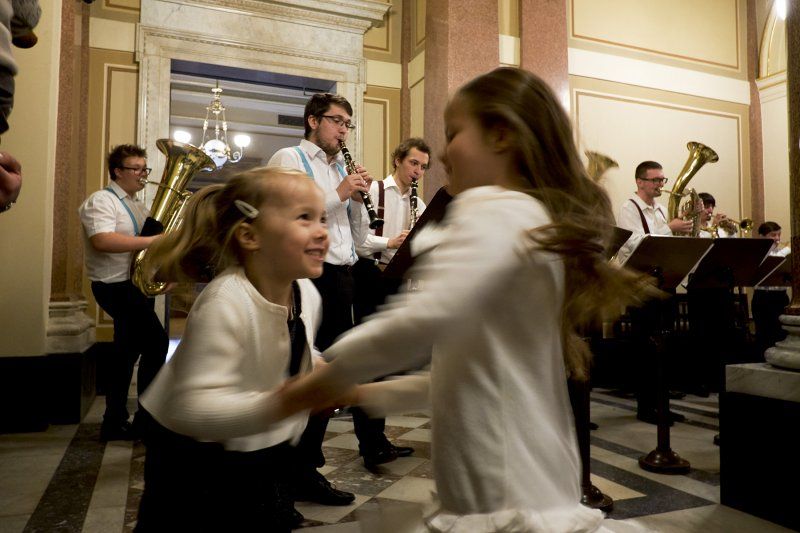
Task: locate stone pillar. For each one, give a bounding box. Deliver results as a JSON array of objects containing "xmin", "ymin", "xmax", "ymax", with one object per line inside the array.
[
  {"xmin": 400, "ymin": 0, "xmax": 412, "ymax": 140},
  {"xmin": 519, "ymin": 0, "xmax": 568, "ymax": 108},
  {"xmin": 765, "ymin": 0, "xmax": 800, "ymax": 370},
  {"xmin": 422, "ymin": 0, "xmax": 499, "ymax": 201},
  {"xmin": 746, "ymin": 0, "xmax": 765, "ymax": 225},
  {"xmin": 47, "ymin": 0, "xmax": 94, "ymax": 356}
]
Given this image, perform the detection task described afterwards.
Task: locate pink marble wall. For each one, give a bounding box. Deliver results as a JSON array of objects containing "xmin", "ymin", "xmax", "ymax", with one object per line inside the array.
[
  {"xmin": 51, "ymin": 1, "xmax": 90, "ymax": 302},
  {"xmin": 747, "ymin": 0, "xmax": 765, "ymax": 228},
  {"xmin": 422, "ymin": 0, "xmax": 499, "ymax": 200},
  {"xmin": 786, "ymin": 0, "xmax": 800, "ymax": 313},
  {"xmin": 520, "ymin": 0, "xmax": 568, "ymax": 107}
]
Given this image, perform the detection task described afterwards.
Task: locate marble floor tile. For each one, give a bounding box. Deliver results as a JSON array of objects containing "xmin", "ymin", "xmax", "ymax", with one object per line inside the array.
[
  {"xmin": 366, "ymin": 456, "xmax": 426, "ymax": 477},
  {"xmin": 396, "ymin": 428, "xmax": 431, "ymax": 443},
  {"xmin": 590, "ymin": 474, "xmax": 645, "ymax": 501},
  {"xmin": 0, "ymin": 453, "xmax": 66, "ymax": 515},
  {"xmin": 323, "ymin": 433, "xmax": 360, "ymax": 451},
  {"xmin": 82, "ymin": 505, "xmax": 127, "ymax": 533},
  {"xmin": 326, "ymin": 420, "xmax": 355, "ymax": 434},
  {"xmin": 298, "ymin": 522, "xmax": 362, "ymax": 532},
  {"xmin": 295, "ymin": 494, "xmax": 371, "ymax": 524},
  {"xmin": 614, "ymin": 503, "xmax": 795, "ymax": 533},
  {"xmin": 0, "ymin": 514, "xmax": 29, "ymax": 533},
  {"xmin": 86, "ymin": 441, "xmax": 134, "ymax": 509},
  {"xmin": 384, "ymin": 416, "xmax": 429, "ymax": 428},
  {"xmin": 0, "ymin": 424, "xmax": 77, "ymax": 456},
  {"xmin": 375, "ymin": 476, "xmax": 437, "ymax": 504}
]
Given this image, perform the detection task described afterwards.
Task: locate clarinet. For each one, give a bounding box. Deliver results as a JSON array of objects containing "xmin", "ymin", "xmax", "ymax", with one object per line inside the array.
[
  {"xmin": 339, "ymin": 140, "xmax": 384, "ymax": 229},
  {"xmin": 409, "ymin": 178, "xmax": 419, "ymax": 230}
]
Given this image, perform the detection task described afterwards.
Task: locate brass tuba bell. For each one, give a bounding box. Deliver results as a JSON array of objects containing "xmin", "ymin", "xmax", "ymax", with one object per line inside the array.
[
  {"xmin": 667, "ymin": 142, "xmax": 719, "ymax": 237},
  {"xmin": 130, "ymin": 139, "xmax": 215, "ymax": 296},
  {"xmin": 585, "ymin": 151, "xmax": 618, "ymax": 182}
]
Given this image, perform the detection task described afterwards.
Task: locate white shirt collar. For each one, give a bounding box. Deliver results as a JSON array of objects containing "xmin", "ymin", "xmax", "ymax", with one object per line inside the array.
[
  {"xmin": 630, "ymin": 193, "xmax": 665, "ymax": 212},
  {"xmin": 107, "ymin": 179, "xmax": 130, "ymax": 200},
  {"xmin": 300, "ymin": 138, "xmax": 343, "ymax": 165}
]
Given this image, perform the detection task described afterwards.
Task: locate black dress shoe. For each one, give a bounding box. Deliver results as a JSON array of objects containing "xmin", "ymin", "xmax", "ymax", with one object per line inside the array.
[
  {"xmin": 294, "ymin": 472, "xmax": 355, "ymax": 506},
  {"xmin": 391, "ymin": 444, "xmax": 414, "ymax": 457},
  {"xmin": 588, "ymin": 422, "xmax": 599, "ymax": 431},
  {"xmin": 362, "ymin": 446, "xmax": 398, "ymax": 468},
  {"xmin": 99, "ymin": 420, "xmax": 135, "ymax": 442},
  {"xmin": 713, "ymin": 434, "xmax": 720, "ymax": 446}
]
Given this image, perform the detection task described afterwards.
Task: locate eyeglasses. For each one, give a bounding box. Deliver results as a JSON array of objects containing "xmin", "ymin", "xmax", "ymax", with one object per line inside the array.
[
  {"xmin": 320, "ymin": 115, "xmax": 355, "ymax": 131},
  {"xmin": 121, "ymin": 166, "xmax": 152, "ymax": 176},
  {"xmin": 639, "ymin": 177, "xmax": 668, "ymax": 185}
]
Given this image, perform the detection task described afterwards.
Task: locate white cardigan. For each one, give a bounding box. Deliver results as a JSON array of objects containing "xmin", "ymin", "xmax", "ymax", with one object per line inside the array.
[
  {"xmin": 141, "ymin": 267, "xmax": 322, "ymax": 452},
  {"xmin": 324, "ymin": 186, "xmax": 606, "ymax": 531}
]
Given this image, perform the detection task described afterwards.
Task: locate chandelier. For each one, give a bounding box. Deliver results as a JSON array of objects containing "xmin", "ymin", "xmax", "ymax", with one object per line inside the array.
[{"xmin": 173, "ymin": 82, "xmax": 251, "ymax": 168}]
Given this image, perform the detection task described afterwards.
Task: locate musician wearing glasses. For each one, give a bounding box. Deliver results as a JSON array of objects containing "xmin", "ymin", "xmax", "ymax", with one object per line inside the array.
[
  {"xmin": 616, "ymin": 161, "xmax": 694, "ymax": 263},
  {"xmin": 266, "ymin": 93, "xmax": 377, "ymax": 508},
  {"xmin": 78, "ymin": 144, "xmax": 168, "ymax": 442}
]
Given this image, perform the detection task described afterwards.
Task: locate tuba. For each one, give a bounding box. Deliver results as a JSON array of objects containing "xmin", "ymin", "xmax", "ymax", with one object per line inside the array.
[
  {"xmin": 130, "ymin": 139, "xmax": 215, "ymax": 296},
  {"xmin": 585, "ymin": 151, "xmax": 618, "ymax": 182},
  {"xmin": 667, "ymin": 142, "xmax": 718, "ymax": 237}
]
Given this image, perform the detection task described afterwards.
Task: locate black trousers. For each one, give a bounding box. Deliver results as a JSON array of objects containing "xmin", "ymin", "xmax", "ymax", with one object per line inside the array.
[
  {"xmin": 136, "ymin": 414, "xmax": 294, "ymax": 532},
  {"xmin": 688, "ymin": 287, "xmax": 736, "ymax": 393},
  {"xmin": 752, "ymin": 289, "xmax": 789, "ymax": 357},
  {"xmin": 302, "ymin": 263, "xmax": 389, "ymax": 463},
  {"xmin": 91, "ymin": 280, "xmax": 168, "ymax": 425}
]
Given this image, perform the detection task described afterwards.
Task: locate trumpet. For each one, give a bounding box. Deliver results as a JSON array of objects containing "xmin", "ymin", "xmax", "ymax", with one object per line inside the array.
[
  {"xmin": 339, "ymin": 140, "xmax": 384, "ymax": 230},
  {"xmin": 701, "ymin": 217, "xmax": 754, "ymax": 238}
]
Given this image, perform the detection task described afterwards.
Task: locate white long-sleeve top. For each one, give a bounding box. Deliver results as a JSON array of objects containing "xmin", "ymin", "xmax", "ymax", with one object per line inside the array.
[
  {"xmin": 616, "ymin": 195, "xmax": 672, "ymax": 264},
  {"xmin": 355, "ymin": 174, "xmax": 427, "ymax": 264},
  {"xmin": 322, "ymin": 186, "xmax": 605, "ymax": 531},
  {"xmin": 141, "ymin": 268, "xmax": 322, "ymax": 452},
  {"xmin": 267, "ymin": 139, "xmax": 364, "ymax": 266}
]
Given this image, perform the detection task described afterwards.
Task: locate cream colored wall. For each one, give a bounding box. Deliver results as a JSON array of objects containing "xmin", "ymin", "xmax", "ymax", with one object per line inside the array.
[
  {"xmin": 572, "ymin": 77, "xmax": 751, "ymax": 224},
  {"xmin": 570, "ymin": 0, "xmax": 745, "ymax": 76},
  {"xmin": 759, "ymin": 79, "xmax": 790, "ymax": 233},
  {"xmin": 0, "ymin": 2, "xmax": 61, "ymax": 356}
]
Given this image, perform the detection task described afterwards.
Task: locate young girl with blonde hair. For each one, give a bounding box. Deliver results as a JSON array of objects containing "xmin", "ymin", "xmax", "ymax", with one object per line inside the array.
[
  {"xmin": 135, "ymin": 167, "xmax": 329, "ymax": 532},
  {"xmin": 279, "ymin": 68, "xmax": 648, "ymax": 532}
]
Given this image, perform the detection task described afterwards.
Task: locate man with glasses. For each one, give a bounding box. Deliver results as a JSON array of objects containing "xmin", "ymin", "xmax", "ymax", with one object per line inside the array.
[
  {"xmin": 616, "ymin": 160, "xmax": 693, "ymax": 263},
  {"xmin": 267, "ymin": 93, "xmax": 375, "ymax": 513},
  {"xmin": 616, "ymin": 161, "xmax": 694, "ymax": 425},
  {"xmin": 78, "ymin": 144, "xmax": 167, "ymax": 442}
]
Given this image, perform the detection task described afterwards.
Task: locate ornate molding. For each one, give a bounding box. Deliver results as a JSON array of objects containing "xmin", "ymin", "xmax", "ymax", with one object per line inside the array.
[
  {"xmin": 47, "ymin": 300, "xmax": 95, "ymax": 354},
  {"xmin": 147, "ymin": 0, "xmax": 388, "ymax": 33},
  {"xmin": 137, "ymin": 26, "xmax": 363, "ymax": 79}
]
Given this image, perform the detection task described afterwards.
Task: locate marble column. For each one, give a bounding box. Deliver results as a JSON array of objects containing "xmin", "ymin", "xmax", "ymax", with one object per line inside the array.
[
  {"xmin": 746, "ymin": 0, "xmax": 765, "ymax": 225},
  {"xmin": 400, "ymin": 0, "xmax": 412, "ymax": 140},
  {"xmin": 422, "ymin": 0, "xmax": 499, "ymax": 200},
  {"xmin": 47, "ymin": 1, "xmax": 93, "ymax": 354},
  {"xmin": 765, "ymin": 0, "xmax": 800, "ymax": 369},
  {"xmin": 519, "ymin": 0, "xmax": 568, "ymax": 108}
]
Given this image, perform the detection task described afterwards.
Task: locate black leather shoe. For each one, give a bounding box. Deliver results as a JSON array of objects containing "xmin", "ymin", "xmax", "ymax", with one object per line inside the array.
[
  {"xmin": 100, "ymin": 420, "xmax": 135, "ymax": 442},
  {"xmin": 363, "ymin": 446, "xmax": 398, "ymax": 468},
  {"xmin": 391, "ymin": 444, "xmax": 414, "ymax": 457},
  {"xmin": 713, "ymin": 434, "xmax": 720, "ymax": 446},
  {"xmin": 294, "ymin": 472, "xmax": 355, "ymax": 506}
]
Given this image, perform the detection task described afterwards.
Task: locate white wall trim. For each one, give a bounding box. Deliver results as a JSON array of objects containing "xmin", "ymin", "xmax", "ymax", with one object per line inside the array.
[
  {"xmin": 408, "ymin": 50, "xmax": 425, "ymax": 88},
  {"xmin": 756, "ymin": 71, "xmax": 787, "ymax": 103},
  {"xmin": 499, "ymin": 34, "xmax": 520, "ymax": 67},
  {"xmin": 569, "ymin": 48, "xmax": 750, "ymax": 105}
]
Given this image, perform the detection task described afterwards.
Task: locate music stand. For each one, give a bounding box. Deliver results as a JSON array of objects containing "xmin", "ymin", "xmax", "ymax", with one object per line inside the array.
[
  {"xmin": 687, "ymin": 238, "xmax": 773, "ymax": 290},
  {"xmin": 624, "ymin": 236, "xmax": 712, "ymax": 474},
  {"xmin": 755, "ymin": 254, "xmax": 792, "ymax": 287},
  {"xmin": 383, "ymin": 187, "xmax": 453, "ymax": 279},
  {"xmin": 607, "ymin": 227, "xmax": 633, "ymax": 260}
]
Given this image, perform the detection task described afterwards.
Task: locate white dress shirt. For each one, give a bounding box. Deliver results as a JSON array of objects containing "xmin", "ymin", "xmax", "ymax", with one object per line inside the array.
[
  {"xmin": 267, "ymin": 139, "xmax": 363, "ymax": 266},
  {"xmin": 78, "ymin": 180, "xmax": 148, "ymax": 283},
  {"xmin": 355, "ymin": 175, "xmax": 428, "ymax": 264},
  {"xmin": 615, "ymin": 195, "xmax": 672, "ymax": 264}
]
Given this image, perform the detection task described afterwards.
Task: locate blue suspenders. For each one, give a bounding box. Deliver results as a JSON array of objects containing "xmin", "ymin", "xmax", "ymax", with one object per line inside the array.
[
  {"xmin": 293, "ymin": 147, "xmax": 356, "ymax": 263},
  {"xmin": 105, "ymin": 187, "xmax": 140, "ymax": 236}
]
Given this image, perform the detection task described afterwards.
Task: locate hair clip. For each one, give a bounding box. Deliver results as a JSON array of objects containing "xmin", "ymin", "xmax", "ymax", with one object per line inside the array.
[{"xmin": 234, "ymin": 199, "xmax": 259, "ymax": 220}]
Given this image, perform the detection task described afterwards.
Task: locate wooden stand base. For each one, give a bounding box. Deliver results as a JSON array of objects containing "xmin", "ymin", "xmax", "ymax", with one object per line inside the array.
[{"xmin": 639, "ymin": 448, "xmax": 690, "ymax": 474}]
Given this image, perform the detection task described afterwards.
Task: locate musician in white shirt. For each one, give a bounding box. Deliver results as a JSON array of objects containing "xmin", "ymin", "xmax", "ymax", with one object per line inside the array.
[
  {"xmin": 616, "ymin": 161, "xmax": 693, "ymax": 263},
  {"xmin": 78, "ymin": 144, "xmax": 167, "ymax": 442}
]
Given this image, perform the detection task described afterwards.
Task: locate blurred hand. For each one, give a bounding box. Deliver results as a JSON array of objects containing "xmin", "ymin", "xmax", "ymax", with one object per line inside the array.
[
  {"xmin": 668, "ymin": 218, "xmax": 694, "ymax": 234},
  {"xmin": 388, "ymin": 230, "xmax": 410, "ymax": 249},
  {"xmin": 0, "ymin": 151, "xmax": 22, "ymax": 211}
]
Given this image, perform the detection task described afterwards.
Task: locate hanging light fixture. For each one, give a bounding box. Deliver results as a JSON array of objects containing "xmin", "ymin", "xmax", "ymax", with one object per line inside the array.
[{"xmin": 194, "ymin": 82, "xmax": 251, "ymax": 168}]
